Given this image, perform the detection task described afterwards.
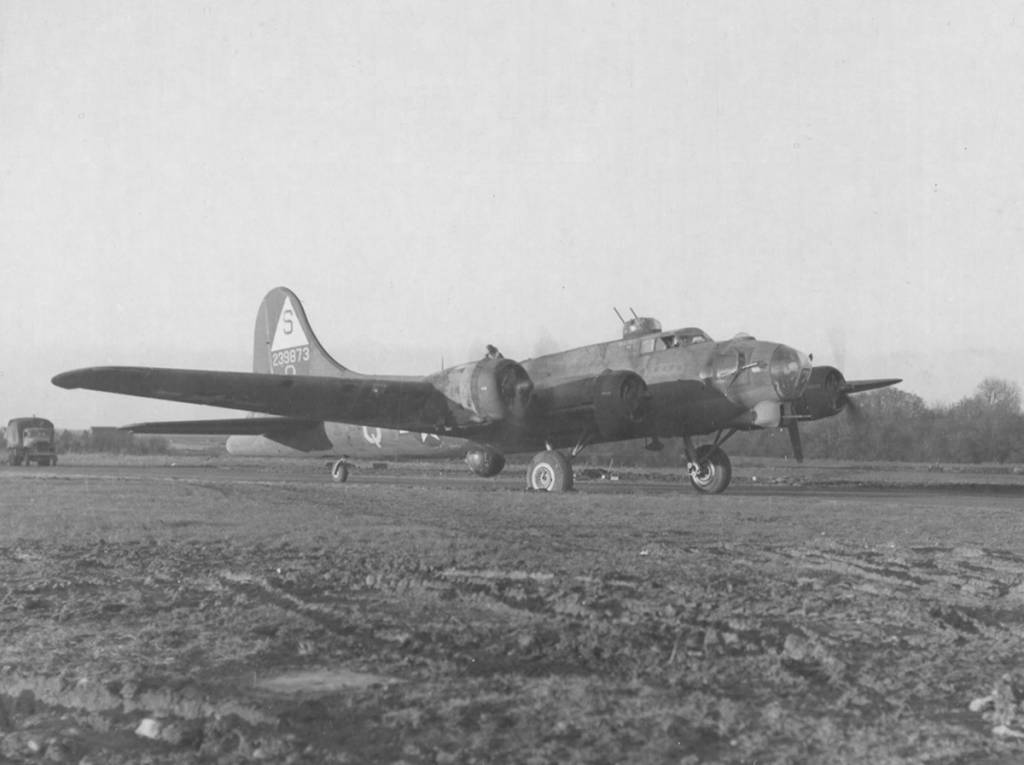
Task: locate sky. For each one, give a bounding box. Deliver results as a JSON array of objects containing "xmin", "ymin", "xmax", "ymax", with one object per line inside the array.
[{"xmin": 2, "ymin": 1, "xmax": 1023, "ymax": 429}]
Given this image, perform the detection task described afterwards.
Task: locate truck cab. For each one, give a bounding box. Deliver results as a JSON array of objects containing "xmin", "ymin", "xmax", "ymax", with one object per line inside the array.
[{"xmin": 6, "ymin": 417, "xmax": 57, "ymax": 466}]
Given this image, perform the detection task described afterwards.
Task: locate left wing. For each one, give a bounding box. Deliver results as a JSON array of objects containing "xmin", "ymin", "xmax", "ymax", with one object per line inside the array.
[
  {"xmin": 122, "ymin": 416, "xmax": 318, "ymax": 435},
  {"xmin": 52, "ymin": 366, "xmax": 449, "ymax": 432}
]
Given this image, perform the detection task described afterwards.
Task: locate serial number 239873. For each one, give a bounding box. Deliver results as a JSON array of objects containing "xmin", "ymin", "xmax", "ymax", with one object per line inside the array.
[{"xmin": 272, "ymin": 346, "xmax": 310, "ymax": 367}]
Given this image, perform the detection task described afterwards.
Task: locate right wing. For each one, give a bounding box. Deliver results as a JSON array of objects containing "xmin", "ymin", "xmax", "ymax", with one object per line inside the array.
[{"xmin": 53, "ymin": 366, "xmax": 449, "ymax": 432}]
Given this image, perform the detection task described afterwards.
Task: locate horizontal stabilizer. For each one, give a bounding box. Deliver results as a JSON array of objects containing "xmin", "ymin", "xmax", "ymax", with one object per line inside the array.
[
  {"xmin": 841, "ymin": 378, "xmax": 902, "ymax": 395},
  {"xmin": 53, "ymin": 366, "xmax": 447, "ymax": 431},
  {"xmin": 121, "ymin": 417, "xmax": 319, "ymax": 436}
]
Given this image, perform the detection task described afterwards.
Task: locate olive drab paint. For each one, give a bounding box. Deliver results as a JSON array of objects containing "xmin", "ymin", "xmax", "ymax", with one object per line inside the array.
[{"xmin": 53, "ymin": 287, "xmax": 901, "ymax": 494}]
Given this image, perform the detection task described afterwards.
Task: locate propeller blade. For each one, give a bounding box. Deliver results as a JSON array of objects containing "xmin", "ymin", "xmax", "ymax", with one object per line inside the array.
[
  {"xmin": 786, "ymin": 420, "xmax": 804, "ymax": 463},
  {"xmin": 843, "ymin": 393, "xmax": 863, "ymax": 422},
  {"xmin": 841, "ymin": 378, "xmax": 902, "ymax": 395}
]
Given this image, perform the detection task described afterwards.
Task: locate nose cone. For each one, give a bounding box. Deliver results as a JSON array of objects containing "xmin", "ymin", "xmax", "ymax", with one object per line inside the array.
[{"xmin": 769, "ymin": 344, "xmax": 812, "ymax": 400}]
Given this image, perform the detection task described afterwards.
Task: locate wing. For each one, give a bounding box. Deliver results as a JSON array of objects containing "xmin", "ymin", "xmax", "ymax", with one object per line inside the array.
[
  {"xmin": 53, "ymin": 367, "xmax": 449, "ymax": 432},
  {"xmin": 122, "ymin": 416, "xmax": 318, "ymax": 435},
  {"xmin": 123, "ymin": 416, "xmax": 334, "ymax": 451}
]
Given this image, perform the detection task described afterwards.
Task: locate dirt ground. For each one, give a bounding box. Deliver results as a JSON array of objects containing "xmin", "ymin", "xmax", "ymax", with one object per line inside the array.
[{"xmin": 3, "ymin": 458, "xmax": 1024, "ymax": 764}]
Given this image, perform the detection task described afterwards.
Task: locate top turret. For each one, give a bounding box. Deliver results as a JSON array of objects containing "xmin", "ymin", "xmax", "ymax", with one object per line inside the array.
[{"xmin": 621, "ymin": 316, "xmax": 662, "ymax": 339}]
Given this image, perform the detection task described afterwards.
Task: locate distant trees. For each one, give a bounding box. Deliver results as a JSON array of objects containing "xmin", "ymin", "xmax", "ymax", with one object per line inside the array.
[
  {"xmin": 56, "ymin": 429, "xmax": 170, "ymax": 455},
  {"xmin": 939, "ymin": 378, "xmax": 1024, "ymax": 464}
]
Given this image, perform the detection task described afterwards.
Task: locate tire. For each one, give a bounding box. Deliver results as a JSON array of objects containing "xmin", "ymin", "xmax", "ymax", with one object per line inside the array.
[
  {"xmin": 527, "ymin": 451, "xmax": 573, "ymax": 492},
  {"xmin": 331, "ymin": 459, "xmax": 350, "ymax": 483},
  {"xmin": 689, "ymin": 444, "xmax": 732, "ymax": 494}
]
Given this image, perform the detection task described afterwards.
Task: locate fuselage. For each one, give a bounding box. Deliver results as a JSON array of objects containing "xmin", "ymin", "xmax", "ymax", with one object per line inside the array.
[
  {"xmin": 465, "ymin": 323, "xmax": 813, "ymax": 453},
  {"xmin": 226, "ymin": 422, "xmax": 469, "ymax": 460}
]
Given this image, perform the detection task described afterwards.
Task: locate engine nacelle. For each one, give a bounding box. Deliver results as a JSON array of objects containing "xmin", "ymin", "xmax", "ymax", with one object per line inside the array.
[
  {"xmin": 465, "ymin": 447, "xmax": 506, "ymax": 477},
  {"xmin": 430, "ymin": 358, "xmax": 533, "ymax": 425},
  {"xmin": 790, "ymin": 366, "xmax": 846, "ymax": 420},
  {"xmin": 542, "ymin": 370, "xmax": 649, "ymax": 440},
  {"xmin": 594, "ymin": 370, "xmax": 650, "ymax": 439}
]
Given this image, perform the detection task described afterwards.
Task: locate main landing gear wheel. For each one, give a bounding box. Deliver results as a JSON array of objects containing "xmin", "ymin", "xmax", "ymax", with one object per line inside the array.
[
  {"xmin": 527, "ymin": 450, "xmax": 574, "ymax": 492},
  {"xmin": 330, "ymin": 459, "xmax": 350, "ymax": 483},
  {"xmin": 688, "ymin": 444, "xmax": 732, "ymax": 494}
]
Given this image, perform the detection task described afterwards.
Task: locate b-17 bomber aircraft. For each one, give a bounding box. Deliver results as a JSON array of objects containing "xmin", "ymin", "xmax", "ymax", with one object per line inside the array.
[{"xmin": 53, "ymin": 287, "xmax": 900, "ymax": 494}]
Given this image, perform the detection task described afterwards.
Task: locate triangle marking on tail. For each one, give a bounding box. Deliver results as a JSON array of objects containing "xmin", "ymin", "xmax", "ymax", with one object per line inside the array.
[{"xmin": 271, "ymin": 296, "xmax": 310, "ymax": 352}]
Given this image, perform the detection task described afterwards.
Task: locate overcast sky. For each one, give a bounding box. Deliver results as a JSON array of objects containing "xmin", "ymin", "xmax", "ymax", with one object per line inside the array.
[{"xmin": 2, "ymin": 1, "xmax": 1023, "ymax": 429}]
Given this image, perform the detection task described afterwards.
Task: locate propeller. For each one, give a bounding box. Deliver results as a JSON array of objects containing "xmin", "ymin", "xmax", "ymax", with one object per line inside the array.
[
  {"xmin": 782, "ymin": 363, "xmax": 901, "ymax": 461},
  {"xmin": 839, "ymin": 376, "xmax": 902, "ymax": 420},
  {"xmin": 786, "ymin": 420, "xmax": 804, "ymax": 462},
  {"xmin": 825, "ymin": 368, "xmax": 856, "ymax": 419},
  {"xmin": 842, "ymin": 389, "xmax": 863, "ymax": 422}
]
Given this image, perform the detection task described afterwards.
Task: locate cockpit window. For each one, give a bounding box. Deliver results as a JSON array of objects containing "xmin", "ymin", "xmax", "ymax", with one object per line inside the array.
[
  {"xmin": 669, "ymin": 329, "xmax": 712, "ymax": 346},
  {"xmin": 641, "ymin": 329, "xmax": 713, "ymax": 353}
]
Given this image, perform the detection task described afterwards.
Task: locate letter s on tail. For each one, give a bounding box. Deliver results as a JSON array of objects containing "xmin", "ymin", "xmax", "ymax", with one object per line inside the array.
[{"xmin": 253, "ymin": 287, "xmax": 356, "ymax": 378}]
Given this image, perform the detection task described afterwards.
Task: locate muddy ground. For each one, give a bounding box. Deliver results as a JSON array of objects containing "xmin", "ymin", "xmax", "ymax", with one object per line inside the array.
[{"xmin": 3, "ymin": 458, "xmax": 1024, "ymax": 763}]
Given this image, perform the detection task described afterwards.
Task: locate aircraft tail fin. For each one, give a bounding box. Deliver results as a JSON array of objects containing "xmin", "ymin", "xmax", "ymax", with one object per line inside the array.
[{"xmin": 253, "ymin": 287, "xmax": 356, "ymax": 377}]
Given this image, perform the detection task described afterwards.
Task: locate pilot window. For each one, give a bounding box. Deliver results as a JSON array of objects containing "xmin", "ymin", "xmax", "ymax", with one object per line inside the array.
[{"xmin": 642, "ymin": 331, "xmax": 712, "ymax": 353}]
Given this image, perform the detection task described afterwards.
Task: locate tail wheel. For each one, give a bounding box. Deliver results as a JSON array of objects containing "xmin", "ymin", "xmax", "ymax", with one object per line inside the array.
[
  {"xmin": 689, "ymin": 444, "xmax": 732, "ymax": 494},
  {"xmin": 527, "ymin": 450, "xmax": 573, "ymax": 492},
  {"xmin": 331, "ymin": 459, "xmax": 350, "ymax": 483}
]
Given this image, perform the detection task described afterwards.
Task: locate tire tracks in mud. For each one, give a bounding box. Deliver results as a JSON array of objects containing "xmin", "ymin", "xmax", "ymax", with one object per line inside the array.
[{"xmin": 6, "ymin": 519, "xmax": 1024, "ymax": 762}]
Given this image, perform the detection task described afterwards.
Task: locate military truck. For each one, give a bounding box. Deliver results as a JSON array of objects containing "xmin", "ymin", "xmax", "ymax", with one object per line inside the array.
[{"xmin": 6, "ymin": 417, "xmax": 57, "ymax": 466}]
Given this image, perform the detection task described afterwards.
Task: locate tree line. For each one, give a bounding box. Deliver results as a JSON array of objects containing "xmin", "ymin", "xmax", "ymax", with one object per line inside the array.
[{"xmin": 55, "ymin": 428, "xmax": 171, "ymax": 455}]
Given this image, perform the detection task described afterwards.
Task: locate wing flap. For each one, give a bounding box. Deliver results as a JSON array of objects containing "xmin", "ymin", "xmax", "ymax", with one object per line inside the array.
[{"xmin": 53, "ymin": 367, "xmax": 447, "ymax": 431}]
